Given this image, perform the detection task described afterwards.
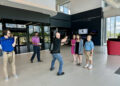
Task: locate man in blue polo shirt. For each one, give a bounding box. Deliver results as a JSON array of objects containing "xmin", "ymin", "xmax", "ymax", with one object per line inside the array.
[{"xmin": 0, "ymin": 30, "xmax": 18, "ymax": 81}]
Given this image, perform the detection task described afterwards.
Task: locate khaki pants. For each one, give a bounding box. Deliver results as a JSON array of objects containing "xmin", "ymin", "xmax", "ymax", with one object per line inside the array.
[
  {"xmin": 3, "ymin": 51, "xmax": 16, "ymax": 78},
  {"xmin": 85, "ymin": 51, "xmax": 93, "ymax": 61}
]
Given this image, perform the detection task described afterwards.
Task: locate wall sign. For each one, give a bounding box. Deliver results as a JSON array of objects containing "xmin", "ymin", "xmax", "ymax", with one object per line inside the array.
[{"xmin": 78, "ymin": 29, "xmax": 88, "ymax": 34}]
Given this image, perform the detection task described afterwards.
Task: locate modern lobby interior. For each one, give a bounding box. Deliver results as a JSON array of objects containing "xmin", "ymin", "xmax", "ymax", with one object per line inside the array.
[{"xmin": 0, "ymin": 0, "xmax": 120, "ymax": 86}]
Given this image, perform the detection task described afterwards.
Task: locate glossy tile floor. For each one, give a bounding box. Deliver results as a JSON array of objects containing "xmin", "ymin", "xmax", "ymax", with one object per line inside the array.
[{"xmin": 0, "ymin": 46, "xmax": 120, "ymax": 86}]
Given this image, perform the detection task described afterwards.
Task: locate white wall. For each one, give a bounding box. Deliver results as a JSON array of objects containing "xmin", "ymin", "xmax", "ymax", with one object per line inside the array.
[
  {"xmin": 8, "ymin": 0, "xmax": 56, "ymax": 11},
  {"xmin": 70, "ymin": 0, "xmax": 102, "ymax": 14}
]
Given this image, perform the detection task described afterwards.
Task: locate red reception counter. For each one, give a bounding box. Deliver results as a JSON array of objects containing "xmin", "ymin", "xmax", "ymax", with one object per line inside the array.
[{"xmin": 107, "ymin": 40, "xmax": 120, "ymax": 55}]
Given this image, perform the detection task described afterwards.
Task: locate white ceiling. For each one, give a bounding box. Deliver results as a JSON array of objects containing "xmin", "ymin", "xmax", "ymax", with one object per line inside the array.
[
  {"xmin": 56, "ymin": 0, "xmax": 70, "ymax": 5},
  {"xmin": 105, "ymin": 0, "xmax": 120, "ymax": 8},
  {"xmin": 104, "ymin": 0, "xmax": 120, "ymax": 17}
]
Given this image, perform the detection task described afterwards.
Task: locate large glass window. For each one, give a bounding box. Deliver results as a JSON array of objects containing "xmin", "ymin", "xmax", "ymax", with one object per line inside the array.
[
  {"xmin": 106, "ymin": 16, "xmax": 120, "ymax": 39},
  {"xmin": 17, "ymin": 24, "xmax": 26, "ymax": 28},
  {"xmin": 106, "ymin": 18, "xmax": 111, "ymax": 38},
  {"xmin": 64, "ymin": 3, "xmax": 70, "ymax": 14},
  {"xmin": 44, "ymin": 26, "xmax": 50, "ymax": 36},
  {"xmin": 60, "ymin": 6, "xmax": 64, "ymax": 12},
  {"xmin": 29, "ymin": 25, "xmax": 44, "ymax": 51},
  {"xmin": 6, "ymin": 23, "xmax": 26, "ymax": 28},
  {"xmin": 34, "ymin": 26, "xmax": 40, "ymax": 32},
  {"xmin": 44, "ymin": 26, "xmax": 50, "ymax": 49},
  {"xmin": 6, "ymin": 23, "xmax": 17, "ymax": 28},
  {"xmin": 11, "ymin": 32, "xmax": 27, "ymax": 54},
  {"xmin": 64, "ymin": 7, "xmax": 69, "ymax": 14},
  {"xmin": 29, "ymin": 25, "xmax": 42, "ymax": 42},
  {"xmin": 59, "ymin": 2, "xmax": 70, "ymax": 14},
  {"xmin": 110, "ymin": 17, "xmax": 115, "ymax": 38},
  {"xmin": 29, "ymin": 25, "xmax": 34, "ymax": 44},
  {"xmin": 116, "ymin": 16, "xmax": 120, "ymax": 37},
  {"xmin": 29, "ymin": 25, "xmax": 34, "ymax": 35},
  {"xmin": 29, "ymin": 25, "xmax": 50, "ymax": 51}
]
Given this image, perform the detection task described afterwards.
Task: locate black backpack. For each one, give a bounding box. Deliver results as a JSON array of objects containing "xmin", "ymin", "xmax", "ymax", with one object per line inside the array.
[{"xmin": 49, "ymin": 38, "xmax": 55, "ymax": 53}]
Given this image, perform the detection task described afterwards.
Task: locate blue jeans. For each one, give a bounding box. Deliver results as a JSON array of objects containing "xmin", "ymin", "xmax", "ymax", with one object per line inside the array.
[
  {"xmin": 31, "ymin": 46, "xmax": 40, "ymax": 61},
  {"xmin": 51, "ymin": 53, "xmax": 63, "ymax": 74}
]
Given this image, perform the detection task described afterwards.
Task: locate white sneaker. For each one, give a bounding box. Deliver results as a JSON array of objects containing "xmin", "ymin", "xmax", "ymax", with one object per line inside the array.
[
  {"xmin": 84, "ymin": 64, "xmax": 89, "ymax": 68},
  {"xmin": 88, "ymin": 65, "xmax": 93, "ymax": 70},
  {"xmin": 5, "ymin": 77, "xmax": 9, "ymax": 82},
  {"xmin": 14, "ymin": 74, "xmax": 18, "ymax": 79}
]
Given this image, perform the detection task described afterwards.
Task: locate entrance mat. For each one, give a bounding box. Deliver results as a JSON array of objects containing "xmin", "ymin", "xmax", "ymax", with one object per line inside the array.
[{"xmin": 115, "ymin": 67, "xmax": 120, "ymax": 75}]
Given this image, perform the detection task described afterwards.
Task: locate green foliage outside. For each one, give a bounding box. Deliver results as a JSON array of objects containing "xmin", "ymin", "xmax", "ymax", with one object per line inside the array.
[{"xmin": 107, "ymin": 31, "xmax": 120, "ymax": 39}]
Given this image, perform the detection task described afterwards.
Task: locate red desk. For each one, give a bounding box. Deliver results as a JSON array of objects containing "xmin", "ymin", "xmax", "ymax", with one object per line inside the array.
[{"xmin": 107, "ymin": 40, "xmax": 120, "ymax": 55}]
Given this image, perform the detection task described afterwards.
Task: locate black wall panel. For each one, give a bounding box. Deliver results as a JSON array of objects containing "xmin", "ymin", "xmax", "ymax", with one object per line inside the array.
[
  {"xmin": 50, "ymin": 12, "xmax": 71, "ymax": 28},
  {"xmin": 0, "ymin": 5, "xmax": 50, "ymax": 24},
  {"xmin": 71, "ymin": 8, "xmax": 103, "ymax": 45}
]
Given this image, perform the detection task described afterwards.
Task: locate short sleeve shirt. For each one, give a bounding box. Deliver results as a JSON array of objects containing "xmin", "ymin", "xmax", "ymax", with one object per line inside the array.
[
  {"xmin": 32, "ymin": 36, "xmax": 40, "ymax": 46},
  {"xmin": 84, "ymin": 41, "xmax": 94, "ymax": 51},
  {"xmin": 0, "ymin": 37, "xmax": 14, "ymax": 52}
]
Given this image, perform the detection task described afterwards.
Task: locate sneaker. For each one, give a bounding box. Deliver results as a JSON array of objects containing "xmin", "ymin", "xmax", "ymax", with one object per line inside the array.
[
  {"xmin": 84, "ymin": 64, "xmax": 89, "ymax": 68},
  {"xmin": 50, "ymin": 67, "xmax": 55, "ymax": 71},
  {"xmin": 57, "ymin": 72, "xmax": 65, "ymax": 76},
  {"xmin": 5, "ymin": 77, "xmax": 9, "ymax": 82},
  {"xmin": 88, "ymin": 65, "xmax": 93, "ymax": 70},
  {"xmin": 14, "ymin": 74, "xmax": 18, "ymax": 79}
]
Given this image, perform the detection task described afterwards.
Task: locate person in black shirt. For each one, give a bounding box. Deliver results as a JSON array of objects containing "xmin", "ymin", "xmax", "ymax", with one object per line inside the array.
[
  {"xmin": 75, "ymin": 35, "xmax": 83, "ymax": 66},
  {"xmin": 50, "ymin": 32, "xmax": 68, "ymax": 76}
]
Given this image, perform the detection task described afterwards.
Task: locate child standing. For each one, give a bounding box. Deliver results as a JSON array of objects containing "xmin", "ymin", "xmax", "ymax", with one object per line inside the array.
[{"xmin": 84, "ymin": 35, "xmax": 94, "ymax": 70}]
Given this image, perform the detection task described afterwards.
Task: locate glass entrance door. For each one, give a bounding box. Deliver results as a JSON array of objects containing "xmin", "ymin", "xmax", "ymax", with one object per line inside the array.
[{"xmin": 12, "ymin": 32, "xmax": 28, "ymax": 54}]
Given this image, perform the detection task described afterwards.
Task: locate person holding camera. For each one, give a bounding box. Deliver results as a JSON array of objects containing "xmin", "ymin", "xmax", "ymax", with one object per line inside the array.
[{"xmin": 0, "ymin": 29, "xmax": 18, "ymax": 81}]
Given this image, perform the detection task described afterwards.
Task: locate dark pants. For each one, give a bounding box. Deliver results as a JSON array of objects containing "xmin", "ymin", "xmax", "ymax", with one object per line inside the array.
[{"xmin": 31, "ymin": 46, "xmax": 40, "ymax": 61}]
